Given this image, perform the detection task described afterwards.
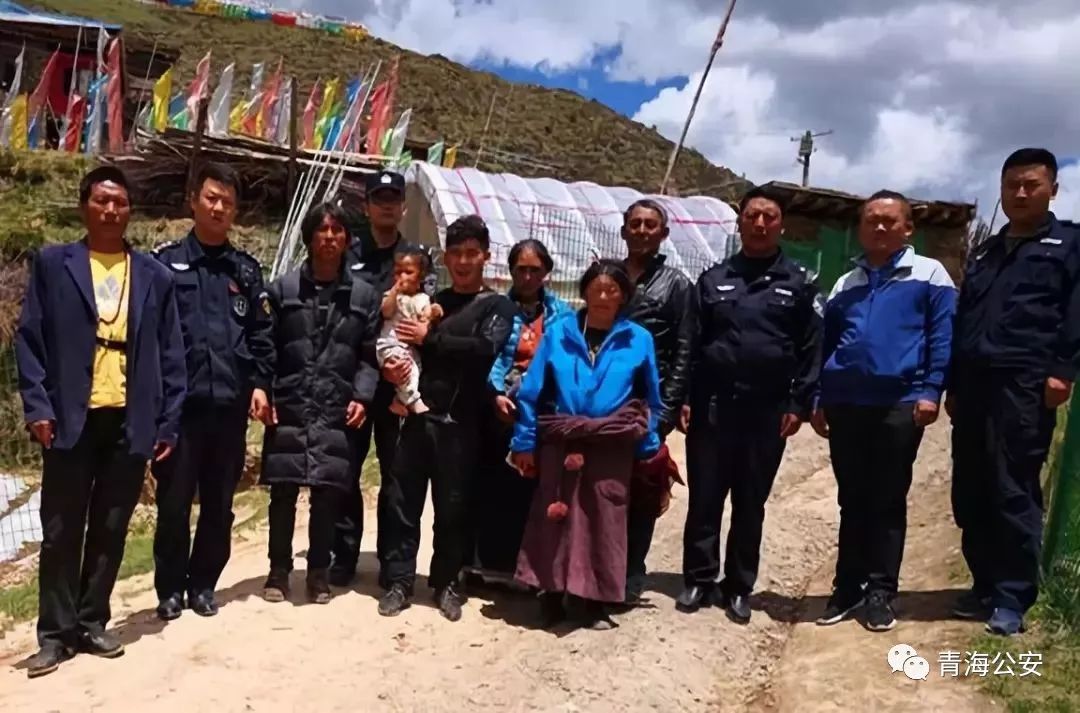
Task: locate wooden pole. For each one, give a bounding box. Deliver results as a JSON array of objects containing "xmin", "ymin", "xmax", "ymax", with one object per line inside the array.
[
  {"xmin": 659, "ymin": 0, "xmax": 738, "ymax": 195},
  {"xmin": 287, "ymin": 76, "xmax": 299, "ymax": 201},
  {"xmin": 473, "ymin": 87, "xmax": 498, "ymax": 169},
  {"xmin": 128, "ymin": 37, "xmax": 160, "ymax": 145},
  {"xmin": 186, "ymin": 97, "xmax": 209, "ymax": 194}
]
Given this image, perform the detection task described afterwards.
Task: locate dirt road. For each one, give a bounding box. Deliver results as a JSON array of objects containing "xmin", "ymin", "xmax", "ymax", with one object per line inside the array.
[{"xmin": 0, "ymin": 425, "xmax": 993, "ymax": 711}]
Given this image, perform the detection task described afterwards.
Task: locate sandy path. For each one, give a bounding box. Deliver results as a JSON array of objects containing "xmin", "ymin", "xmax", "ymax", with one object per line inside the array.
[{"xmin": 0, "ymin": 425, "xmax": 992, "ymax": 712}]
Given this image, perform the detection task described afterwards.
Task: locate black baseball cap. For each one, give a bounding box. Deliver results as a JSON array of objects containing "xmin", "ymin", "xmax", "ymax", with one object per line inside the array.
[{"xmin": 366, "ymin": 169, "xmax": 405, "ymax": 199}]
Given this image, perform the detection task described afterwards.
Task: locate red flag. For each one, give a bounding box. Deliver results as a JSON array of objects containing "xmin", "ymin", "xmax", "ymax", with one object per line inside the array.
[
  {"xmin": 106, "ymin": 38, "xmax": 124, "ymax": 152},
  {"xmin": 63, "ymin": 94, "xmax": 86, "ymax": 152},
  {"xmin": 364, "ymin": 82, "xmax": 389, "ymax": 154},
  {"xmin": 28, "ymin": 48, "xmax": 60, "ymax": 120},
  {"xmin": 301, "ymin": 79, "xmax": 323, "ymax": 148}
]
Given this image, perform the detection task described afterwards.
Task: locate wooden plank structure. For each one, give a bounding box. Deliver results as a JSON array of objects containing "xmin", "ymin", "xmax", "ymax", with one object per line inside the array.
[
  {"xmin": 752, "ymin": 181, "xmax": 975, "ymax": 288},
  {"xmin": 106, "ymin": 126, "xmax": 436, "ymax": 219}
]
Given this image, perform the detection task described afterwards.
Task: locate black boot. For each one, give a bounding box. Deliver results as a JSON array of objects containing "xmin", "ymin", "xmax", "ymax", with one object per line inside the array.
[
  {"xmin": 26, "ymin": 644, "xmax": 72, "ymax": 679},
  {"xmin": 306, "ymin": 569, "xmax": 331, "ymax": 605},
  {"xmin": 263, "ymin": 567, "xmax": 291, "ymax": 603},
  {"xmin": 77, "ymin": 629, "xmax": 124, "ymax": 658},
  {"xmin": 436, "ymin": 582, "xmax": 465, "ymax": 622},
  {"xmin": 675, "ymin": 584, "xmax": 713, "ymax": 613}
]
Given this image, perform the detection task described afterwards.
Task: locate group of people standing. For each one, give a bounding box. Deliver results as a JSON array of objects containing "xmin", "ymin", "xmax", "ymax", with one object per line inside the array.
[{"xmin": 14, "ymin": 147, "xmax": 1076, "ymax": 680}]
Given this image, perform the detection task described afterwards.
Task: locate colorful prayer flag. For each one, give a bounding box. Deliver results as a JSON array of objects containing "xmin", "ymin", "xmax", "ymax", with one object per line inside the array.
[
  {"xmin": 272, "ymin": 78, "xmax": 292, "ymax": 146},
  {"xmin": 443, "ymin": 145, "xmax": 458, "ymax": 168},
  {"xmin": 301, "ymin": 79, "xmax": 323, "ymax": 148},
  {"xmin": 152, "ymin": 67, "xmax": 173, "ymax": 132},
  {"xmin": 106, "ymin": 38, "xmax": 124, "ymax": 153},
  {"xmin": 208, "ymin": 63, "xmax": 235, "ymax": 137},
  {"xmin": 426, "ymin": 140, "xmax": 445, "ymax": 166},
  {"xmin": 84, "ymin": 76, "xmax": 108, "ymax": 154},
  {"xmin": 313, "ymin": 77, "xmax": 341, "ymax": 149},
  {"xmin": 63, "ymin": 94, "xmax": 85, "ymax": 152},
  {"xmin": 8, "ymin": 95, "xmax": 27, "ymax": 150},
  {"xmin": 0, "ymin": 45, "xmax": 24, "ymax": 147},
  {"xmin": 186, "ymin": 51, "xmax": 212, "ymax": 128}
]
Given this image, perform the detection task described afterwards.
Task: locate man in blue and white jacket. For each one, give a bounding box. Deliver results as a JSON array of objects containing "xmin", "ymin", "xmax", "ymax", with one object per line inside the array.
[{"xmin": 810, "ymin": 190, "xmax": 957, "ymax": 633}]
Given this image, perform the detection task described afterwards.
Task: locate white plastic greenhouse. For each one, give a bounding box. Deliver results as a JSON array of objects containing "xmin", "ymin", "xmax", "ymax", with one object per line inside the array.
[{"xmin": 402, "ymin": 162, "xmax": 740, "ymax": 291}]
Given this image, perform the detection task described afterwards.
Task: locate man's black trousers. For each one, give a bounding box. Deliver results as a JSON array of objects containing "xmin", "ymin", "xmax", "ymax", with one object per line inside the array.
[
  {"xmin": 469, "ymin": 415, "xmax": 535, "ymax": 574},
  {"xmin": 330, "ymin": 383, "xmax": 401, "ymax": 580},
  {"xmin": 37, "ymin": 408, "xmax": 146, "ymax": 648},
  {"xmin": 951, "ymin": 367, "xmax": 1056, "ymax": 614},
  {"xmin": 152, "ymin": 404, "xmax": 248, "ymax": 601},
  {"xmin": 380, "ymin": 413, "xmax": 478, "ymax": 593},
  {"xmin": 826, "ymin": 403, "xmax": 924, "ymax": 598},
  {"xmin": 268, "ymin": 484, "xmax": 339, "ymax": 572},
  {"xmin": 683, "ymin": 397, "xmax": 787, "ymax": 596}
]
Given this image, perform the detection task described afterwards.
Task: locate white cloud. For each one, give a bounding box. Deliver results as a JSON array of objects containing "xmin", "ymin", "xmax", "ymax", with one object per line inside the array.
[
  {"xmin": 1056, "ymin": 163, "xmax": 1080, "ymax": 221},
  {"xmin": 297, "ymin": 0, "xmax": 1080, "ymax": 219}
]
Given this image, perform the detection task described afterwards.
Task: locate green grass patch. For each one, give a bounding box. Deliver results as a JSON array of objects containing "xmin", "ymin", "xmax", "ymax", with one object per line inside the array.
[{"xmin": 974, "ymin": 604, "xmax": 1080, "ymax": 712}]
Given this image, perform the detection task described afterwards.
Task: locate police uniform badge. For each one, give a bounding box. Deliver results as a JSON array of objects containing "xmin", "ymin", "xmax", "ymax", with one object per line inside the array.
[
  {"xmin": 233, "ymin": 295, "xmax": 249, "ymax": 317},
  {"xmin": 259, "ymin": 291, "xmax": 272, "ymax": 316}
]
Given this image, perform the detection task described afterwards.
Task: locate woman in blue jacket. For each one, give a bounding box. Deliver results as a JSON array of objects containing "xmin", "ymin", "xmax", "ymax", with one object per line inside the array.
[
  {"xmin": 470, "ymin": 240, "xmax": 571, "ymax": 584},
  {"xmin": 510, "ymin": 259, "xmax": 662, "ymax": 630}
]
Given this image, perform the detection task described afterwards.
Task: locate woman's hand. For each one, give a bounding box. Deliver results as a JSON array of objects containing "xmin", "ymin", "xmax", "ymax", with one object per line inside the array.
[
  {"xmin": 395, "ymin": 318, "xmax": 429, "ymax": 346},
  {"xmin": 510, "ymin": 451, "xmax": 537, "ymax": 478}
]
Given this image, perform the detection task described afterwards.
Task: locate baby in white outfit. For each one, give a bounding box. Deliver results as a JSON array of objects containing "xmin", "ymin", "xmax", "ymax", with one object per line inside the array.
[{"xmin": 377, "ymin": 248, "xmax": 442, "ymax": 415}]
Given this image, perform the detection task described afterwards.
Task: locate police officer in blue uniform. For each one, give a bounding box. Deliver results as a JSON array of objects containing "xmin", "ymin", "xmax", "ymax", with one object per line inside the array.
[
  {"xmin": 949, "ymin": 148, "xmax": 1080, "ymax": 636},
  {"xmin": 151, "ymin": 163, "xmax": 274, "ymax": 620},
  {"xmin": 330, "ymin": 169, "xmax": 434, "ymax": 587},
  {"xmin": 677, "ymin": 187, "xmax": 823, "ymax": 624}
]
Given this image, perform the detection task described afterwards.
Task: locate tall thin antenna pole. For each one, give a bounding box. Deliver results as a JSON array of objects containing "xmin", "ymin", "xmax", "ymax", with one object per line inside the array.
[
  {"xmin": 659, "ymin": 0, "xmax": 738, "ymax": 195},
  {"xmin": 473, "ymin": 88, "xmax": 498, "ymax": 169}
]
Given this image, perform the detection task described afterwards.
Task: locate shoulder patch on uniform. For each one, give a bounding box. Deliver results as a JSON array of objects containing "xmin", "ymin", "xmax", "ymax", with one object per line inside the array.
[
  {"xmin": 151, "ymin": 240, "xmax": 180, "ymax": 255},
  {"xmin": 1041, "ymin": 237, "xmax": 1063, "ymax": 245},
  {"xmin": 716, "ymin": 284, "xmax": 735, "ymax": 292},
  {"xmin": 169, "ymin": 262, "xmax": 190, "ymax": 271}
]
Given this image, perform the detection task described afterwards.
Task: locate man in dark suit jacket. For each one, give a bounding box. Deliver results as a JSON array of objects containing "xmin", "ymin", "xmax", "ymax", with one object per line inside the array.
[{"xmin": 15, "ymin": 166, "xmax": 187, "ymax": 678}]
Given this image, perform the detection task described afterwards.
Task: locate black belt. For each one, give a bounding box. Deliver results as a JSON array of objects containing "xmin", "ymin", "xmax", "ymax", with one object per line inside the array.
[{"xmin": 96, "ymin": 337, "xmax": 127, "ymax": 351}]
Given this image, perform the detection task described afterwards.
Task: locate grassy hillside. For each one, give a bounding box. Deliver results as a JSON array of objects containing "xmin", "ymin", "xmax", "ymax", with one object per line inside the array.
[{"xmin": 30, "ymin": 0, "xmax": 746, "ymax": 198}]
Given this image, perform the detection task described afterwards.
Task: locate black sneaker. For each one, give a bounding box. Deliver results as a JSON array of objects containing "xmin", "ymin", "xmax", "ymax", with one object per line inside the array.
[
  {"xmin": 26, "ymin": 644, "xmax": 72, "ymax": 679},
  {"xmin": 863, "ymin": 591, "xmax": 896, "ymax": 632},
  {"xmin": 816, "ymin": 588, "xmax": 865, "ymax": 626},
  {"xmin": 952, "ymin": 590, "xmax": 991, "ymax": 620},
  {"xmin": 436, "ymin": 583, "xmax": 465, "ymax": 622},
  {"xmin": 262, "ymin": 567, "xmax": 291, "ymax": 603},
  {"xmin": 378, "ymin": 584, "xmax": 411, "ymax": 617}
]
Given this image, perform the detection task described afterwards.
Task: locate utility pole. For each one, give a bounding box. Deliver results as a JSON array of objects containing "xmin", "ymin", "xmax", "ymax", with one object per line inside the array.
[
  {"xmin": 792, "ymin": 129, "xmax": 833, "ymax": 187},
  {"xmin": 659, "ymin": 0, "xmax": 739, "ymax": 195}
]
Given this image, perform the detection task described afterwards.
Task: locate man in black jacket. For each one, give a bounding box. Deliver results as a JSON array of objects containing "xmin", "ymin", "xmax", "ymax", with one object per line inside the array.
[
  {"xmin": 677, "ymin": 188, "xmax": 823, "ymax": 623},
  {"xmin": 150, "ymin": 163, "xmax": 274, "ymax": 620},
  {"xmin": 621, "ymin": 198, "xmax": 694, "ymax": 603},
  {"xmin": 949, "ymin": 148, "xmax": 1080, "ymax": 636},
  {"xmin": 331, "ymin": 169, "xmax": 434, "ymax": 587},
  {"xmin": 377, "ymin": 215, "xmax": 516, "ymax": 622},
  {"xmin": 252, "ymin": 203, "xmax": 381, "ymax": 605}
]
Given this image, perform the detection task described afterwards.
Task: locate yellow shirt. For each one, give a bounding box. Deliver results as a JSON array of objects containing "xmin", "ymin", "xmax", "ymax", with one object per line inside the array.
[{"xmin": 88, "ymin": 250, "xmax": 130, "ymax": 409}]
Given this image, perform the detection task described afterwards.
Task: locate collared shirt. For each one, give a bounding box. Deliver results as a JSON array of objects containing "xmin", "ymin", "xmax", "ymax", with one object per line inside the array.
[
  {"xmin": 153, "ymin": 232, "xmax": 274, "ymax": 407},
  {"xmin": 953, "ymin": 212, "xmax": 1080, "ymax": 380}
]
